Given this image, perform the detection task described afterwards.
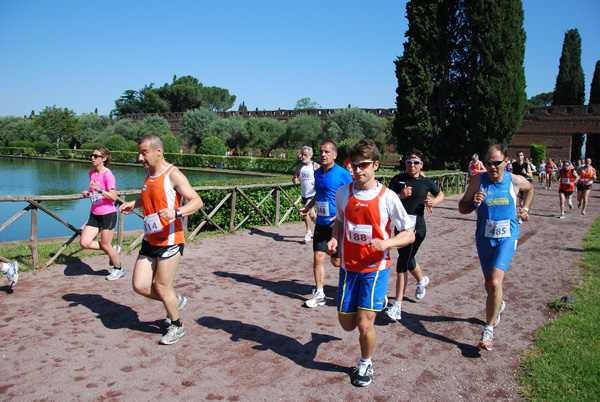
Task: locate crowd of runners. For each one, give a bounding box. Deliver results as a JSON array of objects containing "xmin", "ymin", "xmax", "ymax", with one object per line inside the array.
[{"xmin": 2, "ymin": 138, "xmax": 596, "ymax": 388}]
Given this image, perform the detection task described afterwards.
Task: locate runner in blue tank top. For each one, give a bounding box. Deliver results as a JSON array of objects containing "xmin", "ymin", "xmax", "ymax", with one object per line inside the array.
[{"xmin": 459, "ymin": 144, "xmax": 534, "ymax": 351}]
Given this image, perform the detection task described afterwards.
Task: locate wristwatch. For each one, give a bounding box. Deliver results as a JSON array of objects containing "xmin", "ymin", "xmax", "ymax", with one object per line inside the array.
[{"xmin": 175, "ymin": 209, "xmax": 183, "ymax": 219}]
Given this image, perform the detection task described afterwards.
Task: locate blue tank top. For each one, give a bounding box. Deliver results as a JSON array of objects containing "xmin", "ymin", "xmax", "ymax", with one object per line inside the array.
[
  {"xmin": 476, "ymin": 172, "xmax": 519, "ymax": 244},
  {"xmin": 314, "ymin": 163, "xmax": 353, "ymax": 226}
]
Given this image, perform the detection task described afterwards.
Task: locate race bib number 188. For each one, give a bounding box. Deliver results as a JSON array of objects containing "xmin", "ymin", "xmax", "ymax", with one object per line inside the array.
[{"xmin": 346, "ymin": 221, "xmax": 373, "ymax": 245}]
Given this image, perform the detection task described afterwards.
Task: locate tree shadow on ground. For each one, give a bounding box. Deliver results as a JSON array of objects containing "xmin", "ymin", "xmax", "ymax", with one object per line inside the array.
[
  {"xmin": 62, "ymin": 293, "xmax": 163, "ymax": 334},
  {"xmin": 376, "ymin": 311, "xmax": 484, "ymax": 358},
  {"xmin": 213, "ymin": 270, "xmax": 338, "ymax": 307},
  {"xmin": 63, "ymin": 260, "xmax": 109, "ymax": 277},
  {"xmin": 197, "ymin": 316, "xmax": 349, "ymax": 375},
  {"xmin": 247, "ymin": 227, "xmax": 304, "ymax": 244}
]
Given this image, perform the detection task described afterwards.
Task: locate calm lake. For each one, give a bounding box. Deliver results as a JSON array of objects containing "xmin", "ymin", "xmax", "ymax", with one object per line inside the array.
[{"xmin": 0, "ymin": 156, "xmax": 248, "ymax": 243}]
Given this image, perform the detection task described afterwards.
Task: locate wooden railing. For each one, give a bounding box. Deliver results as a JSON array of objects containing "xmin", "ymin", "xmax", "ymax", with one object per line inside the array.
[{"xmin": 0, "ymin": 172, "xmax": 468, "ymax": 271}]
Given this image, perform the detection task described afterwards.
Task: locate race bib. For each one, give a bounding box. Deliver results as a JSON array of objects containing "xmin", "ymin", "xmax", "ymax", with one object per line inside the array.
[
  {"xmin": 562, "ymin": 177, "xmax": 570, "ymax": 184},
  {"xmin": 346, "ymin": 221, "xmax": 373, "ymax": 245},
  {"xmin": 143, "ymin": 213, "xmax": 163, "ymax": 234},
  {"xmin": 89, "ymin": 192, "xmax": 103, "ymax": 205},
  {"xmin": 316, "ymin": 201, "xmax": 330, "ymax": 217},
  {"xmin": 485, "ymin": 219, "xmax": 511, "ymax": 239},
  {"xmin": 583, "ymin": 178, "xmax": 593, "ymax": 184}
]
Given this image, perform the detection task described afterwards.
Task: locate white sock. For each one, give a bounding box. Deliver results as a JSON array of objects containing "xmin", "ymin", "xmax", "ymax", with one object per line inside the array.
[
  {"xmin": 359, "ymin": 357, "xmax": 372, "ymax": 366},
  {"xmin": 316, "ymin": 288, "xmax": 324, "ymax": 295},
  {"xmin": 393, "ymin": 301, "xmax": 402, "ymax": 307},
  {"xmin": 484, "ymin": 324, "xmax": 493, "ymax": 332},
  {"xmin": 1, "ymin": 263, "xmax": 8, "ymax": 274}
]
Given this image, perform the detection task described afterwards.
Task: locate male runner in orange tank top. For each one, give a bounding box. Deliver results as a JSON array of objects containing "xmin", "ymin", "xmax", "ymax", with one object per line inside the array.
[{"xmin": 120, "ymin": 134, "xmax": 203, "ymax": 345}]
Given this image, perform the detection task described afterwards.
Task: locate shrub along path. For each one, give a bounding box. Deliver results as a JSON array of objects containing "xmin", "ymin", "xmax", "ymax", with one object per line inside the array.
[{"xmin": 1, "ymin": 184, "xmax": 597, "ymax": 401}]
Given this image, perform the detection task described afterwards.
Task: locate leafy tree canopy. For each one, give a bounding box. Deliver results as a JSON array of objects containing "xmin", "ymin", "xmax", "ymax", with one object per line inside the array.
[
  {"xmin": 33, "ymin": 105, "xmax": 83, "ymax": 154},
  {"xmin": 590, "ymin": 60, "xmax": 600, "ymax": 105},
  {"xmin": 527, "ymin": 92, "xmax": 553, "ymax": 107},
  {"xmin": 295, "ymin": 97, "xmax": 321, "ymax": 109},
  {"xmin": 179, "ymin": 108, "xmax": 221, "ymax": 150}
]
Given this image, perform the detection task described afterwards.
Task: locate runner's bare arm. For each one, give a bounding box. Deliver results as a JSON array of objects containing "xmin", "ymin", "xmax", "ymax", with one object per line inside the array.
[
  {"xmin": 513, "ymin": 175, "xmax": 534, "ymax": 221},
  {"xmin": 292, "ymin": 164, "xmax": 301, "ymax": 184},
  {"xmin": 371, "ymin": 228, "xmax": 415, "ymax": 251},
  {"xmin": 161, "ymin": 169, "xmax": 203, "ymax": 220},
  {"xmin": 119, "ymin": 198, "xmax": 141, "ymax": 214},
  {"xmin": 458, "ymin": 176, "xmax": 483, "ymax": 214},
  {"xmin": 425, "ymin": 190, "xmax": 445, "ymax": 212}
]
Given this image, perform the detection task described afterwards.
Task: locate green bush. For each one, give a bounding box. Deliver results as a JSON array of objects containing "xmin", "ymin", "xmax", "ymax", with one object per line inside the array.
[
  {"xmin": 337, "ymin": 138, "xmax": 360, "ymax": 165},
  {"xmin": 105, "ymin": 135, "xmax": 129, "ymax": 151},
  {"xmin": 32, "ymin": 141, "xmax": 53, "ymax": 155},
  {"xmin": 9, "ymin": 141, "xmax": 34, "ymax": 148},
  {"xmin": 531, "ymin": 144, "xmax": 546, "ymax": 167},
  {"xmin": 0, "ymin": 147, "xmax": 35, "ymax": 156},
  {"xmin": 80, "ymin": 142, "xmax": 103, "ymax": 150},
  {"xmin": 199, "ymin": 136, "xmax": 227, "ymax": 156},
  {"xmin": 162, "ymin": 134, "xmax": 181, "ymax": 154}
]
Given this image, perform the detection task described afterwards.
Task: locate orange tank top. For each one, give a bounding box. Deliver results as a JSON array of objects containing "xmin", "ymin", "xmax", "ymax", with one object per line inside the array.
[
  {"xmin": 558, "ymin": 168, "xmax": 575, "ymax": 192},
  {"xmin": 141, "ymin": 164, "xmax": 184, "ymax": 246},
  {"xmin": 469, "ymin": 161, "xmax": 483, "ymax": 179},
  {"xmin": 341, "ymin": 185, "xmax": 391, "ymax": 273},
  {"xmin": 580, "ymin": 167, "xmax": 595, "ymax": 185}
]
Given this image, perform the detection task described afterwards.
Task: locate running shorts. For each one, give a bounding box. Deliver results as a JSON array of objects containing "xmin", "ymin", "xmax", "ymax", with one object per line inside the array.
[
  {"xmin": 86, "ymin": 212, "xmax": 117, "ymax": 230},
  {"xmin": 139, "ymin": 240, "xmax": 184, "ymax": 259},
  {"xmin": 313, "ymin": 223, "xmax": 340, "ymax": 258},
  {"xmin": 337, "ymin": 267, "xmax": 389, "ymax": 313},
  {"xmin": 475, "ymin": 238, "xmax": 518, "ymax": 276}
]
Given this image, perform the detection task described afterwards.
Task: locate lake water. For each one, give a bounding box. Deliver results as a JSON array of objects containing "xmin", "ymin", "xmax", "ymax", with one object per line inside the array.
[{"xmin": 0, "ymin": 157, "xmax": 246, "ymax": 242}]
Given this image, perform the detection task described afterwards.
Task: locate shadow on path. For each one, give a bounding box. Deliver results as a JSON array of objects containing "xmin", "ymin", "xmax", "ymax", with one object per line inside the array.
[
  {"xmin": 197, "ymin": 316, "xmax": 349, "ymax": 374},
  {"xmin": 376, "ymin": 312, "xmax": 484, "ymax": 358},
  {"xmin": 63, "ymin": 293, "xmax": 163, "ymax": 334},
  {"xmin": 213, "ymin": 270, "xmax": 338, "ymax": 306},
  {"xmin": 64, "ymin": 261, "xmax": 109, "ymax": 277},
  {"xmin": 248, "ymin": 227, "xmax": 304, "ymax": 244}
]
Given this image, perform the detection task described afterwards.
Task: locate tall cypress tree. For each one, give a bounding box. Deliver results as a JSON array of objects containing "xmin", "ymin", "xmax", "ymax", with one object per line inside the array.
[
  {"xmin": 590, "ymin": 60, "xmax": 600, "ymax": 105},
  {"xmin": 553, "ymin": 29, "xmax": 585, "ymax": 160},
  {"xmin": 393, "ymin": 0, "xmax": 527, "ymax": 168}
]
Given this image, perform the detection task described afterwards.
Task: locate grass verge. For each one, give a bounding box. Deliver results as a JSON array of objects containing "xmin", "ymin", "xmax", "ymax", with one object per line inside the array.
[{"xmin": 519, "ymin": 215, "xmax": 600, "ymax": 401}]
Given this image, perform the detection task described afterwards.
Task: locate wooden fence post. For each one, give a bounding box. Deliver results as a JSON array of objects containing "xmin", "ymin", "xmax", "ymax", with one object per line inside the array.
[
  {"xmin": 275, "ymin": 188, "xmax": 280, "ymax": 227},
  {"xmin": 229, "ymin": 188, "xmax": 237, "ymax": 233},
  {"xmin": 30, "ymin": 205, "xmax": 38, "ymax": 271}
]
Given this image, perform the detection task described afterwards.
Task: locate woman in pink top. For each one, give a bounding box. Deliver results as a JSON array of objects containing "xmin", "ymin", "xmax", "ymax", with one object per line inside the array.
[{"xmin": 80, "ymin": 147, "xmax": 125, "ymax": 280}]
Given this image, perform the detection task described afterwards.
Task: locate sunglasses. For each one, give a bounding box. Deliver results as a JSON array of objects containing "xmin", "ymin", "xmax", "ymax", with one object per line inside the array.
[
  {"xmin": 484, "ymin": 160, "xmax": 504, "ymax": 167},
  {"xmin": 90, "ymin": 154, "xmax": 103, "ymax": 159},
  {"xmin": 351, "ymin": 161, "xmax": 375, "ymax": 169},
  {"xmin": 406, "ymin": 160, "xmax": 422, "ymax": 166}
]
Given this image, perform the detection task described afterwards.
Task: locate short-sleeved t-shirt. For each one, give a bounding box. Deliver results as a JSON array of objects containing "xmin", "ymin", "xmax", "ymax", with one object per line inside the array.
[
  {"xmin": 314, "ymin": 163, "xmax": 353, "ymax": 226},
  {"xmin": 388, "ymin": 173, "xmax": 441, "ymax": 217},
  {"xmin": 88, "ymin": 168, "xmax": 117, "ymax": 216}
]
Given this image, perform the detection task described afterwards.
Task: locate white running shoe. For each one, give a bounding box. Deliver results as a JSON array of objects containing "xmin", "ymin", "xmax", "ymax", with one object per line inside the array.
[
  {"xmin": 385, "ymin": 302, "xmax": 402, "ymax": 321},
  {"xmin": 559, "ymin": 213, "xmax": 565, "ymax": 219},
  {"xmin": 352, "ymin": 361, "xmax": 374, "ymax": 387},
  {"xmin": 415, "ymin": 276, "xmax": 429, "ymax": 300},
  {"xmin": 106, "ymin": 267, "xmax": 126, "ymax": 281},
  {"xmin": 305, "ymin": 290, "xmax": 326, "ymax": 307},
  {"xmin": 568, "ymin": 201, "xmax": 573, "ymax": 210},
  {"xmin": 3, "ymin": 261, "xmax": 19, "ymax": 287},
  {"xmin": 160, "ymin": 324, "xmax": 185, "ymax": 345},
  {"xmin": 304, "ymin": 230, "xmax": 312, "ymax": 243},
  {"xmin": 479, "ymin": 327, "xmax": 494, "ymax": 351}
]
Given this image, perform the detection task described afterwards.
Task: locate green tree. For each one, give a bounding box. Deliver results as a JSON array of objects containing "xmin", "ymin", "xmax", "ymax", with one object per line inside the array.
[
  {"xmin": 78, "ymin": 114, "xmax": 112, "ymax": 145},
  {"xmin": 554, "ymin": 29, "xmax": 585, "ymax": 106},
  {"xmin": 110, "ymin": 119, "xmax": 138, "ymax": 141},
  {"xmin": 207, "ymin": 116, "xmax": 247, "ymax": 149},
  {"xmin": 554, "ymin": 28, "xmax": 585, "ymax": 159},
  {"xmin": 161, "ymin": 134, "xmax": 181, "ymax": 154},
  {"xmin": 157, "ymin": 75, "xmax": 205, "ymax": 112},
  {"xmin": 245, "ymin": 117, "xmax": 285, "ymax": 156},
  {"xmin": 199, "ymin": 136, "xmax": 227, "ymax": 156},
  {"xmin": 285, "ymin": 115, "xmax": 322, "ymax": 149},
  {"xmin": 112, "ymin": 89, "xmax": 140, "ymax": 117},
  {"xmin": 238, "ymin": 101, "xmax": 248, "ymax": 112},
  {"xmin": 393, "ymin": 0, "xmax": 526, "ymax": 168},
  {"xmin": 136, "ymin": 115, "xmax": 172, "ymax": 138},
  {"xmin": 138, "ymin": 83, "xmax": 169, "ymax": 113},
  {"xmin": 589, "ymin": 60, "xmax": 600, "ymax": 105},
  {"xmin": 180, "ymin": 108, "xmax": 221, "ymax": 150},
  {"xmin": 0, "ymin": 116, "xmax": 36, "ymax": 145},
  {"xmin": 323, "ymin": 108, "xmax": 386, "ymax": 143},
  {"xmin": 33, "ymin": 106, "xmax": 83, "ymax": 154},
  {"xmin": 527, "ymin": 92, "xmax": 554, "ymax": 107},
  {"xmin": 105, "ymin": 135, "xmax": 129, "ymax": 151},
  {"xmin": 294, "ymin": 97, "xmax": 321, "ymax": 109},
  {"xmin": 204, "ymin": 86, "xmax": 236, "ymax": 111}
]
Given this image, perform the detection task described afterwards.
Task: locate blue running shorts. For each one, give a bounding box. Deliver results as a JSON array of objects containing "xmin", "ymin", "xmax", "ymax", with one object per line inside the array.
[
  {"xmin": 337, "ymin": 267, "xmax": 389, "ymax": 314},
  {"xmin": 475, "ymin": 238, "xmax": 518, "ymax": 276}
]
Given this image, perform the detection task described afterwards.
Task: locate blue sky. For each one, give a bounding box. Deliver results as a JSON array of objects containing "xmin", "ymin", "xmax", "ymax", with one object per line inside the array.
[{"xmin": 0, "ymin": 0, "xmax": 599, "ymax": 117}]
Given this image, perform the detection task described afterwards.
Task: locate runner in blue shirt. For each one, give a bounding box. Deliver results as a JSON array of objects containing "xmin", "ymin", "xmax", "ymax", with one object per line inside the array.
[{"xmin": 300, "ymin": 140, "xmax": 353, "ymax": 307}]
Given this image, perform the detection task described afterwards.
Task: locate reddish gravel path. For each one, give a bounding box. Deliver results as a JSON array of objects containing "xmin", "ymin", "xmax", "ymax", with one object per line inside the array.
[{"xmin": 1, "ymin": 185, "xmax": 597, "ymax": 401}]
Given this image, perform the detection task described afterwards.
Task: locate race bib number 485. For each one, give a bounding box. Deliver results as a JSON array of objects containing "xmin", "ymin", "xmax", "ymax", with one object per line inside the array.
[{"xmin": 485, "ymin": 219, "xmax": 510, "ymax": 239}]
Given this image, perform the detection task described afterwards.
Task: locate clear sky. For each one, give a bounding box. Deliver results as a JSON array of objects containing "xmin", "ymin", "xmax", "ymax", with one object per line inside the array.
[{"xmin": 0, "ymin": 0, "xmax": 598, "ymax": 117}]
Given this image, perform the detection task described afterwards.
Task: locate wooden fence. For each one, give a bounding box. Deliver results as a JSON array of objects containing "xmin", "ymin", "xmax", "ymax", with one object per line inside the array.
[{"xmin": 0, "ymin": 172, "xmax": 467, "ymax": 271}]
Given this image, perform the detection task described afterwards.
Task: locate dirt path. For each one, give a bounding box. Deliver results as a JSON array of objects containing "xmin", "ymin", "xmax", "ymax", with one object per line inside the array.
[{"xmin": 1, "ymin": 185, "xmax": 597, "ymax": 401}]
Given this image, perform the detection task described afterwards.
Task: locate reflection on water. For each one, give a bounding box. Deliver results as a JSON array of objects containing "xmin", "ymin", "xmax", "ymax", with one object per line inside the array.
[{"xmin": 0, "ymin": 157, "xmax": 246, "ymax": 242}]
